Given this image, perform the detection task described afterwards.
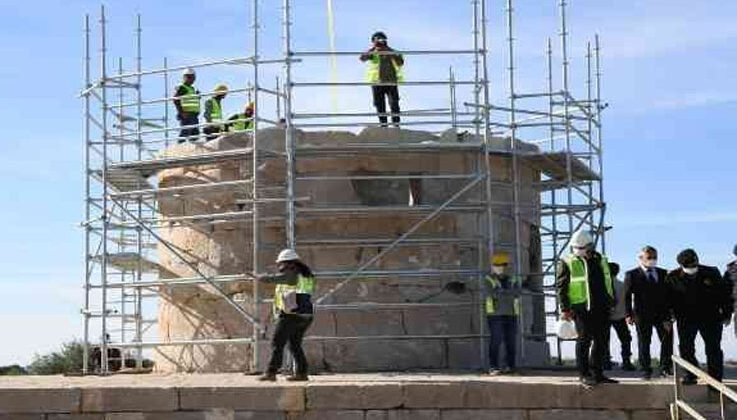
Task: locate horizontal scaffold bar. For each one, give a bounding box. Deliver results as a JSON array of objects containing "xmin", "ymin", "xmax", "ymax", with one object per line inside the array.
[{"xmin": 291, "ymin": 49, "xmax": 484, "ymax": 57}]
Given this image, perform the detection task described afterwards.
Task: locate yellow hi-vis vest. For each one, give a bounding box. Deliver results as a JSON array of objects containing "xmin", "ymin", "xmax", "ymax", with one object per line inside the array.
[
  {"xmin": 485, "ymin": 275, "xmax": 522, "ymax": 316},
  {"xmin": 178, "ymin": 84, "xmax": 200, "ymax": 113},
  {"xmin": 230, "ymin": 114, "xmax": 255, "ymax": 132},
  {"xmin": 365, "ymin": 52, "xmax": 405, "ymax": 84},
  {"xmin": 205, "ymin": 98, "xmax": 223, "ymax": 129},
  {"xmin": 565, "ymin": 254, "xmax": 613, "ymax": 307},
  {"xmin": 273, "ymin": 274, "xmax": 316, "ymax": 315}
]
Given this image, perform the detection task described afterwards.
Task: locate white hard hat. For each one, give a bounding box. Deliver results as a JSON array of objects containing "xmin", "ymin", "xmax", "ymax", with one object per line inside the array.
[
  {"xmin": 182, "ymin": 68, "xmax": 196, "ymax": 77},
  {"xmin": 276, "ymin": 248, "xmax": 300, "ymax": 263},
  {"xmin": 570, "ymin": 229, "xmax": 593, "ymax": 248}
]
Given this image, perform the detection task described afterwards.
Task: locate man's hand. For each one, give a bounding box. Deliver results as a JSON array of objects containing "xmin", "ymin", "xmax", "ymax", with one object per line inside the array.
[
  {"xmin": 561, "ymin": 310, "xmax": 574, "ymax": 321},
  {"xmin": 625, "ymin": 316, "xmax": 635, "ymax": 325}
]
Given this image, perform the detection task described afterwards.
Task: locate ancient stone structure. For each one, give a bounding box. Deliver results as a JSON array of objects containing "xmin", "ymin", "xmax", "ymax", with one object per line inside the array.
[{"xmin": 154, "ymin": 128, "xmax": 547, "ymax": 373}]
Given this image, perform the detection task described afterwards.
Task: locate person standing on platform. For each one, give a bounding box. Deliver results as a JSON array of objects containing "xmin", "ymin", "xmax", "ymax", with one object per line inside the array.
[
  {"xmin": 624, "ymin": 246, "xmax": 673, "ymax": 380},
  {"xmin": 203, "ymin": 83, "xmax": 228, "ymax": 141},
  {"xmin": 485, "ymin": 252, "xmax": 522, "ymax": 375},
  {"xmin": 604, "ymin": 262, "xmax": 635, "ymax": 372},
  {"xmin": 359, "ymin": 31, "xmax": 404, "ymax": 127},
  {"xmin": 667, "ymin": 249, "xmax": 734, "ymax": 385},
  {"xmin": 173, "ymin": 68, "xmax": 201, "ymax": 143},
  {"xmin": 227, "ymin": 102, "xmax": 255, "ymax": 133},
  {"xmin": 725, "ymin": 245, "xmax": 737, "ymax": 337},
  {"xmin": 258, "ymin": 249, "xmax": 316, "ymax": 382},
  {"xmin": 557, "ymin": 229, "xmax": 618, "ymax": 386}
]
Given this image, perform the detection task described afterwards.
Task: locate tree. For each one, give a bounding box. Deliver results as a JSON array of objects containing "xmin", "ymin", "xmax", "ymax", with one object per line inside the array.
[
  {"xmin": 0, "ymin": 365, "xmax": 27, "ymax": 375},
  {"xmin": 27, "ymin": 340, "xmax": 84, "ymax": 375}
]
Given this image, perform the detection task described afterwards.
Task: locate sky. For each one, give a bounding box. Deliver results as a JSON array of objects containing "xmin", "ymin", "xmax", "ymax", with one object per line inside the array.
[{"xmin": 0, "ymin": 0, "xmax": 735, "ymax": 366}]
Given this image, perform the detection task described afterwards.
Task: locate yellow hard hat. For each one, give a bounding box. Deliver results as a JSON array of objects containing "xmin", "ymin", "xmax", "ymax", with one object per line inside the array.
[
  {"xmin": 490, "ymin": 252, "xmax": 510, "ymax": 266},
  {"xmin": 214, "ymin": 83, "xmax": 229, "ymax": 94},
  {"xmin": 245, "ymin": 101, "xmax": 255, "ymax": 111}
]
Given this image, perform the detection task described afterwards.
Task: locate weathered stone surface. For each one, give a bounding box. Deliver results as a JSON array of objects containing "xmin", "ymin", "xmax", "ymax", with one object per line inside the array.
[
  {"xmin": 630, "ymin": 410, "xmax": 669, "ymax": 420},
  {"xmin": 322, "ymin": 339, "xmax": 445, "ymax": 371},
  {"xmin": 403, "ymin": 383, "xmax": 465, "ymax": 408},
  {"xmin": 81, "ymin": 388, "xmax": 178, "ymax": 413},
  {"xmin": 528, "ymin": 409, "xmax": 629, "ymax": 420},
  {"xmin": 440, "ymin": 409, "xmax": 526, "ymax": 420},
  {"xmin": 334, "ymin": 310, "xmax": 404, "ymax": 337},
  {"xmin": 48, "ymin": 415, "xmax": 104, "ymax": 420},
  {"xmin": 291, "ymin": 410, "xmax": 364, "ymax": 420},
  {"xmin": 576, "ymin": 383, "xmax": 672, "ymax": 409},
  {"xmin": 180, "ymin": 386, "xmax": 304, "ymax": 411},
  {"xmin": 234, "ymin": 411, "xmax": 286, "ymax": 420},
  {"xmin": 463, "ymin": 382, "xmax": 580, "ymax": 409},
  {"xmin": 0, "ymin": 388, "xmax": 80, "ymax": 413},
  {"xmin": 0, "ymin": 415, "xmax": 45, "ymax": 420},
  {"xmin": 446, "ymin": 339, "xmax": 483, "ymax": 370},
  {"xmin": 366, "ymin": 411, "xmax": 442, "ymax": 420},
  {"xmin": 306, "ymin": 383, "xmax": 403, "ymax": 410}
]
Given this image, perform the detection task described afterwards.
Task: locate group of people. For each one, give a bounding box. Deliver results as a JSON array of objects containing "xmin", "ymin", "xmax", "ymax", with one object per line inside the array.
[
  {"xmin": 173, "ymin": 68, "xmax": 255, "ymax": 143},
  {"xmin": 556, "ymin": 230, "xmax": 736, "ymax": 387}
]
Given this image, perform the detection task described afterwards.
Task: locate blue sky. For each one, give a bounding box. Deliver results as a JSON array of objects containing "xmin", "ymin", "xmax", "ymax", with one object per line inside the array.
[{"xmin": 0, "ymin": 0, "xmax": 735, "ymax": 365}]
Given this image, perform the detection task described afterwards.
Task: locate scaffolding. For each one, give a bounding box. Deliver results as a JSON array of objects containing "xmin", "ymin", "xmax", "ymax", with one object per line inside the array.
[{"xmin": 80, "ymin": 0, "xmax": 606, "ymax": 373}]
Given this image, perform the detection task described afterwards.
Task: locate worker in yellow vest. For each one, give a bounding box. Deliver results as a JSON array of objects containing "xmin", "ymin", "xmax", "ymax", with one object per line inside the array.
[
  {"xmin": 556, "ymin": 229, "xmax": 618, "ymax": 387},
  {"xmin": 359, "ymin": 31, "xmax": 404, "ymax": 127},
  {"xmin": 227, "ymin": 102, "xmax": 255, "ymax": 133},
  {"xmin": 258, "ymin": 249, "xmax": 316, "ymax": 382},
  {"xmin": 485, "ymin": 252, "xmax": 522, "ymax": 375},
  {"xmin": 173, "ymin": 68, "xmax": 201, "ymax": 143},
  {"xmin": 203, "ymin": 83, "xmax": 228, "ymax": 141}
]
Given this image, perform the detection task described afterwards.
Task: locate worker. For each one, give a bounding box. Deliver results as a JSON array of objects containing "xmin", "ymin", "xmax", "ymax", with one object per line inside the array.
[
  {"xmin": 725, "ymin": 244, "xmax": 737, "ymax": 337},
  {"xmin": 556, "ymin": 229, "xmax": 618, "ymax": 386},
  {"xmin": 359, "ymin": 31, "xmax": 404, "ymax": 127},
  {"xmin": 624, "ymin": 246, "xmax": 673, "ymax": 380},
  {"xmin": 203, "ymin": 83, "xmax": 228, "ymax": 141},
  {"xmin": 485, "ymin": 252, "xmax": 522, "ymax": 375},
  {"xmin": 667, "ymin": 249, "xmax": 733, "ymax": 385},
  {"xmin": 227, "ymin": 102, "xmax": 255, "ymax": 133},
  {"xmin": 173, "ymin": 68, "xmax": 201, "ymax": 143},
  {"xmin": 258, "ymin": 249, "xmax": 316, "ymax": 382},
  {"xmin": 603, "ymin": 262, "xmax": 635, "ymax": 372}
]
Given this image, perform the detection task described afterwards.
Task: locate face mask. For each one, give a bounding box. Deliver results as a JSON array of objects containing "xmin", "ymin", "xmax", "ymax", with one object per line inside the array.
[
  {"xmin": 683, "ymin": 267, "xmax": 698, "ymax": 275},
  {"xmin": 574, "ymin": 248, "xmax": 587, "ymax": 257},
  {"xmin": 492, "ymin": 265, "xmax": 505, "ymax": 275},
  {"xmin": 644, "ymin": 259, "xmax": 657, "ymax": 268}
]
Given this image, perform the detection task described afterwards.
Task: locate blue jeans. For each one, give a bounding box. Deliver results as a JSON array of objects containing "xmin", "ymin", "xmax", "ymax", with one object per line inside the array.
[
  {"xmin": 178, "ymin": 113, "xmax": 200, "ymax": 143},
  {"xmin": 487, "ymin": 315, "xmax": 517, "ymax": 369}
]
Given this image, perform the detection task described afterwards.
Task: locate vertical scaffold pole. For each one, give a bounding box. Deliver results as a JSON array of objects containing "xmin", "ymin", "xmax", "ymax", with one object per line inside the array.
[
  {"xmin": 479, "ymin": 0, "xmax": 495, "ymax": 369},
  {"xmin": 251, "ymin": 0, "xmax": 261, "ymax": 373},
  {"xmin": 547, "ymin": 38, "xmax": 563, "ymax": 365},
  {"xmin": 594, "ymin": 34, "xmax": 606, "ymax": 254},
  {"xmin": 99, "ymin": 4, "xmax": 110, "ymax": 375},
  {"xmin": 164, "ymin": 57, "xmax": 170, "ymax": 148},
  {"xmin": 505, "ymin": 0, "xmax": 525, "ymax": 364},
  {"xmin": 472, "ymin": 0, "xmax": 481, "ymax": 140},
  {"xmin": 135, "ymin": 13, "xmax": 144, "ymax": 369},
  {"xmin": 282, "ymin": 0, "xmax": 296, "ymax": 249},
  {"xmin": 449, "ymin": 67, "xmax": 457, "ymax": 133},
  {"xmin": 585, "ymin": 42, "xmax": 595, "ymax": 234},
  {"xmin": 116, "ymin": 56, "xmax": 127, "ymax": 370},
  {"xmin": 558, "ymin": 0, "xmax": 574, "ymax": 240},
  {"xmin": 82, "ymin": 12, "xmax": 92, "ymax": 375}
]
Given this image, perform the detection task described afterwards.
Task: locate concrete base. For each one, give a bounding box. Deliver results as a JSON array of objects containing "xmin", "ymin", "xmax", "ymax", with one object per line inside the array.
[{"xmin": 0, "ymin": 372, "xmax": 730, "ymax": 419}]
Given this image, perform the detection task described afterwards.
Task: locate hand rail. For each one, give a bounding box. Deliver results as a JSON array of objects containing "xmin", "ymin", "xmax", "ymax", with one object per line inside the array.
[{"xmin": 671, "ymin": 355, "xmax": 737, "ymax": 420}]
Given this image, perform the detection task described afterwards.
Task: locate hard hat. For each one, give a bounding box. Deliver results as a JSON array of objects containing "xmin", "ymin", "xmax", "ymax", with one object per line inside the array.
[
  {"xmin": 213, "ymin": 83, "xmax": 228, "ymax": 94},
  {"xmin": 182, "ymin": 68, "xmax": 196, "ymax": 77},
  {"xmin": 676, "ymin": 248, "xmax": 699, "ymax": 267},
  {"xmin": 371, "ymin": 31, "xmax": 388, "ymax": 41},
  {"xmin": 276, "ymin": 248, "xmax": 300, "ymax": 263},
  {"xmin": 570, "ymin": 229, "xmax": 593, "ymax": 248},
  {"xmin": 490, "ymin": 252, "xmax": 510, "ymax": 266},
  {"xmin": 245, "ymin": 101, "xmax": 255, "ymax": 111}
]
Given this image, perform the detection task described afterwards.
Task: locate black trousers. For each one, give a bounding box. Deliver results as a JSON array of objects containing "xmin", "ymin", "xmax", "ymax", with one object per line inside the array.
[
  {"xmin": 636, "ymin": 318, "xmax": 673, "ymax": 373},
  {"xmin": 487, "ymin": 315, "xmax": 517, "ymax": 369},
  {"xmin": 178, "ymin": 113, "xmax": 200, "ymax": 143},
  {"xmin": 573, "ymin": 309, "xmax": 609, "ymax": 378},
  {"xmin": 371, "ymin": 85, "xmax": 400, "ymax": 126},
  {"xmin": 677, "ymin": 319, "xmax": 724, "ymax": 381},
  {"xmin": 203, "ymin": 125, "xmax": 222, "ymax": 141},
  {"xmin": 267, "ymin": 313, "xmax": 313, "ymax": 375},
  {"xmin": 604, "ymin": 318, "xmax": 632, "ymax": 363}
]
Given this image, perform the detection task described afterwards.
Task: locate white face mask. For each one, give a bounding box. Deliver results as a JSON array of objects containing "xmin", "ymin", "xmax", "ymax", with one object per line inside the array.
[
  {"xmin": 492, "ymin": 265, "xmax": 505, "ymax": 275},
  {"xmin": 683, "ymin": 267, "xmax": 698, "ymax": 275},
  {"xmin": 644, "ymin": 259, "xmax": 657, "ymax": 268},
  {"xmin": 574, "ymin": 248, "xmax": 587, "ymax": 257}
]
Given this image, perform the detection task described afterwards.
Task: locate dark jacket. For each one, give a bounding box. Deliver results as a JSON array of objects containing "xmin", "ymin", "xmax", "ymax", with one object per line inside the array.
[
  {"xmin": 666, "ymin": 265, "xmax": 733, "ymax": 323},
  {"xmin": 624, "ymin": 266, "xmax": 670, "ymax": 322},
  {"xmin": 556, "ymin": 251, "xmax": 614, "ymax": 313}
]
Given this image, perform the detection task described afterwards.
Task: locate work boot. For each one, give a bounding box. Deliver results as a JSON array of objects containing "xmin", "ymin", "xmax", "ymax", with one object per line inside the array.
[
  {"xmin": 621, "ymin": 359, "xmax": 636, "ymax": 371},
  {"xmin": 258, "ymin": 372, "xmax": 277, "ymax": 382},
  {"xmin": 603, "ymin": 360, "xmax": 614, "ymax": 371},
  {"xmin": 594, "ymin": 375, "xmax": 619, "ymax": 384},
  {"xmin": 642, "ymin": 371, "xmax": 652, "ymax": 381},
  {"xmin": 681, "ymin": 375, "xmax": 697, "ymax": 386},
  {"xmin": 580, "ymin": 376, "xmax": 598, "ymax": 388},
  {"xmin": 488, "ymin": 368, "xmax": 502, "ymax": 376},
  {"xmin": 286, "ymin": 374, "xmax": 309, "ymax": 382}
]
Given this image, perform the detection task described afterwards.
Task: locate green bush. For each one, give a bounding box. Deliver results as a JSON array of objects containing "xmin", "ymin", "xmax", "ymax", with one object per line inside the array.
[
  {"xmin": 27, "ymin": 340, "xmax": 84, "ymax": 375},
  {"xmin": 0, "ymin": 365, "xmax": 27, "ymax": 375}
]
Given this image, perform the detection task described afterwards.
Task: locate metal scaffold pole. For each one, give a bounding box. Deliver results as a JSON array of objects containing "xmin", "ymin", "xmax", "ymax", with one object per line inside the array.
[
  {"xmin": 250, "ymin": 0, "xmax": 261, "ymax": 373},
  {"xmin": 82, "ymin": 12, "xmax": 92, "ymax": 375},
  {"xmin": 282, "ymin": 0, "xmax": 296, "ymax": 249},
  {"xmin": 594, "ymin": 34, "xmax": 606, "ymax": 253},
  {"xmin": 134, "ymin": 13, "xmax": 144, "ymax": 369},
  {"xmin": 558, "ymin": 0, "xmax": 574, "ymax": 239},
  {"xmin": 99, "ymin": 4, "xmax": 110, "ymax": 375},
  {"xmin": 479, "ymin": 0, "xmax": 495, "ymax": 369},
  {"xmin": 585, "ymin": 42, "xmax": 594, "ymax": 232}
]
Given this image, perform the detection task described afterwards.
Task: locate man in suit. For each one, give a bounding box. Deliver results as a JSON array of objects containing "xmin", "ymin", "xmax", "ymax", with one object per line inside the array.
[{"xmin": 624, "ymin": 246, "xmax": 673, "ymax": 380}]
